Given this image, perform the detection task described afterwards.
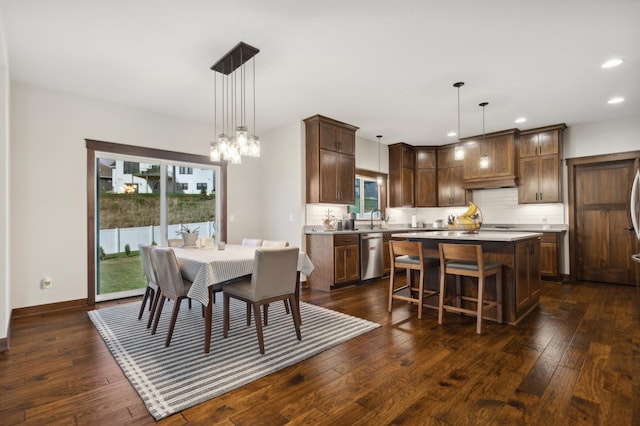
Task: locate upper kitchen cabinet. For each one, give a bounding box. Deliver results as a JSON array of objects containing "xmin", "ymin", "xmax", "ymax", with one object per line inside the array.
[
  {"xmin": 389, "ymin": 143, "xmax": 415, "ymax": 207},
  {"xmin": 304, "ymin": 115, "xmax": 358, "ymax": 204},
  {"xmin": 462, "ymin": 129, "xmax": 518, "ymax": 189},
  {"xmin": 415, "ymin": 148, "xmax": 437, "ymax": 207},
  {"xmin": 437, "ymin": 146, "xmax": 467, "ymax": 206},
  {"xmin": 518, "ymin": 124, "xmax": 566, "ymax": 204}
]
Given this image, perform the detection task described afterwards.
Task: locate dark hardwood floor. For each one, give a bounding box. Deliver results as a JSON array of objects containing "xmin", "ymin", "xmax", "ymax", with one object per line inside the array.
[{"xmin": 1, "ymin": 278, "xmax": 639, "ymax": 425}]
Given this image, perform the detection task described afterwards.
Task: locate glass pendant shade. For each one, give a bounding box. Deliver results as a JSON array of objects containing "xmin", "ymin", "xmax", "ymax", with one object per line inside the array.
[
  {"xmin": 376, "ymin": 175, "xmax": 384, "ymax": 186},
  {"xmin": 210, "ymin": 42, "xmax": 260, "ymax": 164},
  {"xmin": 479, "ymin": 155, "xmax": 489, "ymax": 169}
]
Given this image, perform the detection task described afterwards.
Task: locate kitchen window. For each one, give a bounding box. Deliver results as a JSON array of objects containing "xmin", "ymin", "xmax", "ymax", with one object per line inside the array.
[{"xmin": 350, "ymin": 175, "xmax": 381, "ymax": 219}]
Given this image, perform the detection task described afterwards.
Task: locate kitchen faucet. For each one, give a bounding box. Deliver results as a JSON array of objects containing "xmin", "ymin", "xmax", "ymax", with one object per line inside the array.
[{"xmin": 370, "ymin": 208, "xmax": 381, "ymax": 229}]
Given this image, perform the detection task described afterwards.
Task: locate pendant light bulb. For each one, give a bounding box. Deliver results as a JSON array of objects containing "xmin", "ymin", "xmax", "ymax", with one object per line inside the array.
[{"xmin": 479, "ymin": 102, "xmax": 489, "ymax": 169}]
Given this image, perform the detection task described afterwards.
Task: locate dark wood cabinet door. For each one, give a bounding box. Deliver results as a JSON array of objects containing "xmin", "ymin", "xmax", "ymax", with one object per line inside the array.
[
  {"xmin": 334, "ymin": 245, "xmax": 359, "ymax": 283},
  {"xmin": 492, "ymin": 135, "xmax": 514, "ymax": 177},
  {"xmin": 416, "ymin": 149, "xmax": 436, "ymax": 169},
  {"xmin": 437, "ymin": 147, "xmax": 455, "ymax": 168},
  {"xmin": 338, "ymin": 153, "xmax": 355, "ymax": 204},
  {"xmin": 401, "ymin": 167, "xmax": 415, "ymax": 207},
  {"xmin": 319, "ymin": 149, "xmax": 339, "ymax": 203},
  {"xmin": 416, "ymin": 168, "xmax": 437, "ymax": 207},
  {"xmin": 519, "ymin": 157, "xmax": 540, "ymax": 203},
  {"xmin": 338, "ymin": 127, "xmax": 355, "ymax": 155},
  {"xmin": 450, "ymin": 166, "xmax": 467, "ymax": 206},
  {"xmin": 515, "ymin": 240, "xmax": 540, "ymax": 312},
  {"xmin": 538, "ymin": 131, "xmax": 559, "ymax": 156},
  {"xmin": 576, "ymin": 160, "xmax": 636, "ymax": 284},
  {"xmin": 319, "ymin": 121, "xmax": 339, "ymax": 152},
  {"xmin": 540, "ymin": 238, "xmax": 558, "ymax": 277},
  {"xmin": 437, "ymin": 167, "xmax": 452, "ymax": 206},
  {"xmin": 538, "ymin": 155, "xmax": 559, "ymax": 202},
  {"xmin": 519, "ymin": 133, "xmax": 538, "ymax": 158}
]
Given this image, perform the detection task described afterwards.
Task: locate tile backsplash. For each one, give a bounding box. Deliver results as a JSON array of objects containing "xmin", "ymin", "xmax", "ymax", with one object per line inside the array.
[
  {"xmin": 305, "ymin": 188, "xmax": 565, "ymax": 227},
  {"xmin": 386, "ymin": 187, "xmax": 565, "ymax": 226}
]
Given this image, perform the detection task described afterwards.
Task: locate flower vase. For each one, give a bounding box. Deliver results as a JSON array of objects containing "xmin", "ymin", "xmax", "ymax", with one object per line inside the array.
[{"xmin": 183, "ymin": 232, "xmax": 199, "ymax": 247}]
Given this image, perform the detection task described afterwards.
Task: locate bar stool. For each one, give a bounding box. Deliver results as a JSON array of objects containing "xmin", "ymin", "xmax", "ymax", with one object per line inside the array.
[
  {"xmin": 388, "ymin": 240, "xmax": 440, "ymax": 319},
  {"xmin": 437, "ymin": 243, "xmax": 502, "ymax": 334}
]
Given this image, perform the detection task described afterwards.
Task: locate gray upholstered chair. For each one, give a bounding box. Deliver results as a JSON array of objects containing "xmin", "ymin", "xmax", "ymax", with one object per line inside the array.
[
  {"xmin": 242, "ymin": 238, "xmax": 263, "ymax": 247},
  {"xmin": 437, "ymin": 243, "xmax": 502, "ymax": 334},
  {"xmin": 222, "ymin": 247, "xmax": 301, "ymax": 354},
  {"xmin": 388, "ymin": 240, "xmax": 440, "ymax": 320},
  {"xmin": 150, "ymin": 247, "xmax": 195, "ymax": 346},
  {"xmin": 138, "ymin": 244, "xmax": 161, "ymax": 328},
  {"xmin": 261, "ymin": 240, "xmax": 289, "ymax": 247}
]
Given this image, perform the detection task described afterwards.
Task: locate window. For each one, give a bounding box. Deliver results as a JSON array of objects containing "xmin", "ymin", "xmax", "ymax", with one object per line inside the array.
[
  {"xmin": 179, "ymin": 166, "xmax": 193, "ymax": 174},
  {"xmin": 196, "ymin": 183, "xmax": 207, "ymax": 191},
  {"xmin": 177, "ymin": 183, "xmax": 188, "ymax": 191},
  {"xmin": 123, "ymin": 161, "xmax": 139, "ymax": 174},
  {"xmin": 350, "ymin": 175, "xmax": 381, "ymax": 219}
]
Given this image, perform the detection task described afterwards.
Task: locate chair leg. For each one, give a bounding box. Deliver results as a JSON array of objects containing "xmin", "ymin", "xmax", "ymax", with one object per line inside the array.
[
  {"xmin": 166, "ymin": 297, "xmax": 182, "ymax": 346},
  {"xmin": 264, "ymin": 304, "xmax": 269, "ymax": 326},
  {"xmin": 388, "ymin": 265, "xmax": 396, "ymax": 313},
  {"xmin": 138, "ymin": 286, "xmax": 151, "ymax": 320},
  {"xmin": 246, "ymin": 302, "xmax": 252, "ymax": 326},
  {"xmin": 289, "ymin": 295, "xmax": 302, "ymax": 340},
  {"xmin": 476, "ymin": 276, "xmax": 485, "ymax": 335},
  {"xmin": 438, "ymin": 269, "xmax": 446, "ymax": 325},
  {"xmin": 417, "ymin": 268, "xmax": 425, "ymax": 320},
  {"xmin": 496, "ymin": 269, "xmax": 503, "ymax": 324},
  {"xmin": 253, "ymin": 302, "xmax": 265, "ymax": 354},
  {"xmin": 188, "ymin": 298, "xmax": 192, "ymax": 310},
  {"xmin": 147, "ymin": 288, "xmax": 162, "ymax": 329},
  {"xmin": 223, "ymin": 293, "xmax": 231, "ymax": 338},
  {"xmin": 152, "ymin": 296, "xmax": 166, "ymax": 335},
  {"xmin": 283, "ymin": 300, "xmax": 290, "ymax": 314}
]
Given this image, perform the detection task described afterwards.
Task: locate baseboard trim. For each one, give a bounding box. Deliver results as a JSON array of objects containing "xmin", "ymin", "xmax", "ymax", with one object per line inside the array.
[{"xmin": 11, "ymin": 298, "xmax": 90, "ymax": 319}]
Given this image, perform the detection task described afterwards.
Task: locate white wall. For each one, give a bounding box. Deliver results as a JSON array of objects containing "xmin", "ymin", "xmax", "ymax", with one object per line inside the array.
[
  {"xmin": 0, "ymin": 16, "xmax": 10, "ymax": 340},
  {"xmin": 356, "ymin": 135, "xmax": 388, "ymax": 174},
  {"xmin": 9, "ymin": 82, "xmax": 261, "ymax": 309},
  {"xmin": 256, "ymin": 121, "xmax": 305, "ymax": 249}
]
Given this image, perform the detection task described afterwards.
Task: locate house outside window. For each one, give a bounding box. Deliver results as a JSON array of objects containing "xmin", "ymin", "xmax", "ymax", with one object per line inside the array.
[
  {"xmin": 196, "ymin": 183, "xmax": 207, "ymax": 191},
  {"xmin": 177, "ymin": 183, "xmax": 188, "ymax": 191},
  {"xmin": 350, "ymin": 175, "xmax": 380, "ymax": 219},
  {"xmin": 123, "ymin": 161, "xmax": 139, "ymax": 174},
  {"xmin": 179, "ymin": 167, "xmax": 193, "ymax": 174}
]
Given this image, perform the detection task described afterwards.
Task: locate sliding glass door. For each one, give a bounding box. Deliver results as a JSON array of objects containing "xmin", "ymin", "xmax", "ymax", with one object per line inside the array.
[{"xmin": 95, "ymin": 154, "xmax": 219, "ymax": 301}]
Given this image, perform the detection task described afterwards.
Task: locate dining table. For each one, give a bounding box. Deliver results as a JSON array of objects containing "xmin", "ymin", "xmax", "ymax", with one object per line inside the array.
[{"xmin": 172, "ymin": 244, "xmax": 314, "ymax": 353}]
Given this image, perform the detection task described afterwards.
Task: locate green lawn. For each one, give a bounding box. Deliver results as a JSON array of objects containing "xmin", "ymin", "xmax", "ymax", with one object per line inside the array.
[{"xmin": 99, "ymin": 253, "xmax": 146, "ymax": 294}]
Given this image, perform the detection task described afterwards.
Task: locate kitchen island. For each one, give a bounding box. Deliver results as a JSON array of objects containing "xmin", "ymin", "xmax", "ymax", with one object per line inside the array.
[{"xmin": 392, "ymin": 230, "xmax": 543, "ymax": 325}]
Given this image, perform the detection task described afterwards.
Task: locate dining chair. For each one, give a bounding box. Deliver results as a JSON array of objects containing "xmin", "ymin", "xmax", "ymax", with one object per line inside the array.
[
  {"xmin": 388, "ymin": 240, "xmax": 440, "ymax": 320},
  {"xmin": 261, "ymin": 240, "xmax": 289, "ymax": 247},
  {"xmin": 438, "ymin": 243, "xmax": 502, "ymax": 334},
  {"xmin": 138, "ymin": 244, "xmax": 161, "ymax": 328},
  {"xmin": 242, "ymin": 238, "xmax": 263, "ymax": 247},
  {"xmin": 223, "ymin": 247, "xmax": 301, "ymax": 354},
  {"xmin": 168, "ymin": 239, "xmax": 183, "ymax": 247},
  {"xmin": 150, "ymin": 247, "xmax": 196, "ymax": 346}
]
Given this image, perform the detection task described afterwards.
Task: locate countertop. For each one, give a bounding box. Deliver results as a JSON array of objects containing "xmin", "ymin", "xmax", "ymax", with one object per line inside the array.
[
  {"xmin": 304, "ymin": 223, "xmax": 566, "ymax": 235},
  {"xmin": 391, "ymin": 230, "xmax": 543, "ymax": 242}
]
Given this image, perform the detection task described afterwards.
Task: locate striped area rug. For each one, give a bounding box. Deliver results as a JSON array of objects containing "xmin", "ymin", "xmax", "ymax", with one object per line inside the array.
[{"xmin": 89, "ymin": 299, "xmax": 380, "ymax": 420}]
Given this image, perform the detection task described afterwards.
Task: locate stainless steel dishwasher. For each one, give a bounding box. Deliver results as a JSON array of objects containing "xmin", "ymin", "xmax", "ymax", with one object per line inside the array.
[{"xmin": 360, "ymin": 233, "xmax": 383, "ymax": 280}]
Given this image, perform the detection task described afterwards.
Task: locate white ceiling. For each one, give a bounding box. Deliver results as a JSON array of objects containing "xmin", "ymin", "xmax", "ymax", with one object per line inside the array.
[{"xmin": 1, "ymin": 0, "xmax": 638, "ymax": 145}]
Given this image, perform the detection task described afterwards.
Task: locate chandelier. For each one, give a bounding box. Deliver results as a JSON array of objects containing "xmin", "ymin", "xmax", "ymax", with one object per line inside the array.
[{"xmin": 209, "ymin": 42, "xmax": 260, "ymax": 164}]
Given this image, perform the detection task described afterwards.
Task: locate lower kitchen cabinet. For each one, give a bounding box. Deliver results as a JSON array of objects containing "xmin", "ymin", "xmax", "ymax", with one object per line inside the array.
[
  {"xmin": 306, "ymin": 233, "xmax": 360, "ymax": 291},
  {"xmin": 540, "ymin": 232, "xmax": 563, "ymax": 281},
  {"xmin": 334, "ymin": 235, "xmax": 360, "ymax": 284},
  {"xmin": 515, "ymin": 239, "xmax": 541, "ymax": 313}
]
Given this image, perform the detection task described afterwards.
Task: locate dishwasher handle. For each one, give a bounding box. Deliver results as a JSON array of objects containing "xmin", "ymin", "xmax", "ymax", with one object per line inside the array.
[{"xmin": 361, "ymin": 235, "xmax": 383, "ymax": 240}]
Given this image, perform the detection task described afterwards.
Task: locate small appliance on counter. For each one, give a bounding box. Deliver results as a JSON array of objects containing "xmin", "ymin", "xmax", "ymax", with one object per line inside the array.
[{"xmin": 343, "ymin": 212, "xmax": 357, "ymax": 231}]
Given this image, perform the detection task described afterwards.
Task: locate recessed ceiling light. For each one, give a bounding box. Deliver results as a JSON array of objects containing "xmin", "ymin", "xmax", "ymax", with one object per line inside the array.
[
  {"xmin": 608, "ymin": 97, "xmax": 624, "ymax": 104},
  {"xmin": 447, "ymin": 131, "xmax": 457, "ymax": 137},
  {"xmin": 602, "ymin": 58, "xmax": 623, "ymax": 68},
  {"xmin": 514, "ymin": 117, "xmax": 527, "ymax": 124}
]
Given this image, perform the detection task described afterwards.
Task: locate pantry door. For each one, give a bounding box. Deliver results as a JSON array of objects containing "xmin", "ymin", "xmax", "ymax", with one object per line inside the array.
[{"xmin": 569, "ymin": 152, "xmax": 640, "ymax": 285}]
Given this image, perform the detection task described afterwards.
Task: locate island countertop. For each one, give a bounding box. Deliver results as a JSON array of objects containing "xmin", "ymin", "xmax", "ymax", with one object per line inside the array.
[{"xmin": 391, "ymin": 230, "xmax": 543, "ymax": 242}]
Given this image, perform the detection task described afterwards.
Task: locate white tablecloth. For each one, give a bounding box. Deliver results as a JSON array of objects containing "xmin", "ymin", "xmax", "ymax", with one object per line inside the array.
[{"xmin": 173, "ymin": 244, "xmax": 314, "ymax": 306}]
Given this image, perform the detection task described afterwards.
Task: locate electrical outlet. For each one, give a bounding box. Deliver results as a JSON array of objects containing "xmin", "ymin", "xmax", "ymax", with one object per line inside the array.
[{"xmin": 41, "ymin": 277, "xmax": 53, "ymax": 289}]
